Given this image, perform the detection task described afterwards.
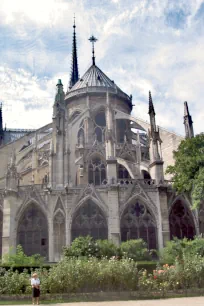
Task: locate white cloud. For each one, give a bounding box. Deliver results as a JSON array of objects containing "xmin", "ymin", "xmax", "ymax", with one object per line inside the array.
[{"xmin": 0, "ymin": 0, "xmax": 203, "ymax": 136}]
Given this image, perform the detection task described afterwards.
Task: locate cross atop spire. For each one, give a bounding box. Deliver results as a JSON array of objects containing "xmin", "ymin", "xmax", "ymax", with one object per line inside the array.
[
  {"xmin": 148, "ymin": 91, "xmax": 155, "ymax": 115},
  {"xmin": 69, "ymin": 15, "xmax": 79, "ymax": 90},
  {"xmin": 89, "ymin": 35, "xmax": 98, "ymax": 65}
]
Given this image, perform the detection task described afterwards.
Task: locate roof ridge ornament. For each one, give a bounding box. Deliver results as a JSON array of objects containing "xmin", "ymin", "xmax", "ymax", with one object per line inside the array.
[{"xmin": 88, "ymin": 35, "xmax": 98, "ymax": 66}]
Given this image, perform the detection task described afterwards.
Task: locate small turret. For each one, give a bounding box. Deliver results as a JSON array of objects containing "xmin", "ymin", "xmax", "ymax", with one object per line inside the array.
[
  {"xmin": 184, "ymin": 101, "xmax": 194, "ymax": 138},
  {"xmin": 148, "ymin": 91, "xmax": 164, "ymax": 184},
  {"xmin": 6, "ymin": 149, "xmax": 18, "ymax": 192}
]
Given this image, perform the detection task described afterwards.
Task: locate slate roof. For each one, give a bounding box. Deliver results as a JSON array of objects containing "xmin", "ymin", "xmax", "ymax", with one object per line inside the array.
[{"xmin": 66, "ymin": 64, "xmax": 128, "ymax": 98}]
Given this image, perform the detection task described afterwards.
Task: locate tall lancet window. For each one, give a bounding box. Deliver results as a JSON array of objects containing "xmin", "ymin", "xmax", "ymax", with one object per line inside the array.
[
  {"xmin": 88, "ymin": 156, "xmax": 106, "ymax": 185},
  {"xmin": 17, "ymin": 204, "xmax": 48, "ymax": 259},
  {"xmin": 118, "ymin": 164, "xmax": 130, "ymax": 179},
  {"xmin": 94, "ymin": 111, "xmax": 106, "ymax": 142},
  {"xmin": 121, "ymin": 202, "xmax": 157, "ymax": 250}
]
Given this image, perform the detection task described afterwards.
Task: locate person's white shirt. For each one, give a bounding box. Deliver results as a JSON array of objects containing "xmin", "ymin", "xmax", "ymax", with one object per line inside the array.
[{"xmin": 31, "ymin": 278, "xmax": 40, "ymax": 286}]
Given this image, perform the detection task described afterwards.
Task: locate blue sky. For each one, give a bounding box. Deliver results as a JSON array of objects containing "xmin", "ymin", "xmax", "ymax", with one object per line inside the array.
[{"xmin": 0, "ymin": 0, "xmax": 203, "ymax": 135}]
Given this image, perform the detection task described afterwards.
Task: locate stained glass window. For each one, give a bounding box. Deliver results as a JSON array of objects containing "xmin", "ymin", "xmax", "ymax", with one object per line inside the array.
[
  {"xmin": 71, "ymin": 200, "xmax": 108, "ymax": 241},
  {"xmin": 169, "ymin": 200, "xmax": 195, "ymax": 239},
  {"xmin": 88, "ymin": 157, "xmax": 106, "ymax": 185},
  {"xmin": 17, "ymin": 204, "xmax": 48, "ymax": 259},
  {"xmin": 121, "ymin": 202, "xmax": 157, "ymax": 249}
]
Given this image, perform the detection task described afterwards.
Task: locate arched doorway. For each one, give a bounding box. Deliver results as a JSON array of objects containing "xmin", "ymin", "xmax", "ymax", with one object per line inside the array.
[
  {"xmin": 54, "ymin": 211, "xmax": 65, "ymax": 261},
  {"xmin": 0, "ymin": 210, "xmax": 3, "ymax": 258},
  {"xmin": 17, "ymin": 204, "xmax": 48, "ymax": 258},
  {"xmin": 169, "ymin": 199, "xmax": 195, "ymax": 239},
  {"xmin": 71, "ymin": 199, "xmax": 108, "ymax": 241},
  {"xmin": 121, "ymin": 201, "xmax": 157, "ymax": 249}
]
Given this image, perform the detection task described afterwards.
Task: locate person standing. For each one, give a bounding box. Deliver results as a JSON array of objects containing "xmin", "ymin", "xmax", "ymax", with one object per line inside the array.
[{"xmin": 31, "ymin": 273, "xmax": 40, "ymax": 305}]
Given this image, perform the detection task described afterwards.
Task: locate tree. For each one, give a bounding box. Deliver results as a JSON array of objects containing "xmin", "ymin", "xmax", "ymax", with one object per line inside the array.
[{"xmin": 166, "ymin": 133, "xmax": 204, "ymax": 209}]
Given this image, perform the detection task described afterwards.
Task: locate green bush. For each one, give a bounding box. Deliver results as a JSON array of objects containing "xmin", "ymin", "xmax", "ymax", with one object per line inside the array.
[
  {"xmin": 63, "ymin": 236, "xmax": 99, "ymax": 258},
  {"xmin": 120, "ymin": 239, "xmax": 151, "ymax": 261},
  {"xmin": 160, "ymin": 236, "xmax": 204, "ymax": 263},
  {"xmin": 46, "ymin": 257, "xmax": 139, "ymax": 293},
  {"xmin": 2, "ymin": 254, "xmax": 204, "ymax": 295},
  {"xmin": 94, "ymin": 239, "xmax": 119, "ymax": 258},
  {"xmin": 64, "ymin": 236, "xmax": 154, "ymax": 260},
  {"xmin": 2, "ymin": 245, "xmax": 45, "ymax": 266}
]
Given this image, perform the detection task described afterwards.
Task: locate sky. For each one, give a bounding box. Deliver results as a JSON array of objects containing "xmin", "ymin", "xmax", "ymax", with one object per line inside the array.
[{"xmin": 0, "ymin": 0, "xmax": 204, "ymax": 135}]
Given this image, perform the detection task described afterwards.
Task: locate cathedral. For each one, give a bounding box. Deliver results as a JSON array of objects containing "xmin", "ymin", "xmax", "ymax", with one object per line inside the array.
[{"xmin": 0, "ymin": 22, "xmax": 200, "ymax": 262}]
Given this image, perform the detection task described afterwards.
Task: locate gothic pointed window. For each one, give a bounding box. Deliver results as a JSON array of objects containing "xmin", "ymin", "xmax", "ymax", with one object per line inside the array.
[
  {"xmin": 71, "ymin": 200, "xmax": 108, "ymax": 241},
  {"xmin": 118, "ymin": 165, "xmax": 130, "ymax": 179},
  {"xmin": 169, "ymin": 200, "xmax": 195, "ymax": 239},
  {"xmin": 88, "ymin": 157, "xmax": 106, "ymax": 185},
  {"xmin": 117, "ymin": 119, "xmax": 127, "ymax": 143},
  {"xmin": 17, "ymin": 204, "xmax": 48, "ymax": 259},
  {"xmin": 94, "ymin": 111, "xmax": 106, "ymax": 142},
  {"xmin": 121, "ymin": 202, "xmax": 157, "ymax": 249},
  {"xmin": 78, "ymin": 128, "xmax": 85, "ymax": 146},
  {"xmin": 0, "ymin": 210, "xmax": 2, "ymax": 258},
  {"xmin": 54, "ymin": 211, "xmax": 65, "ymax": 261}
]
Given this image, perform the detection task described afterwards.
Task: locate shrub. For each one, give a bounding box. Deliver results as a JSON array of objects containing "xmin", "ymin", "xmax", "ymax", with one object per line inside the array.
[
  {"xmin": 46, "ymin": 257, "xmax": 139, "ymax": 293},
  {"xmin": 63, "ymin": 236, "xmax": 99, "ymax": 258},
  {"xmin": 120, "ymin": 239, "xmax": 151, "ymax": 261},
  {"xmin": 64, "ymin": 236, "xmax": 153, "ymax": 260},
  {"xmin": 2, "ymin": 245, "xmax": 45, "ymax": 266},
  {"xmin": 160, "ymin": 236, "xmax": 204, "ymax": 263},
  {"xmin": 94, "ymin": 239, "xmax": 119, "ymax": 258}
]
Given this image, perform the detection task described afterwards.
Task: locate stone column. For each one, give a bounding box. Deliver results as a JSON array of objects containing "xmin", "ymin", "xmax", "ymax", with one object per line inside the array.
[
  {"xmin": 2, "ymin": 191, "xmax": 18, "ymax": 258},
  {"xmin": 149, "ymin": 160, "xmax": 164, "ymax": 184},
  {"xmin": 108, "ymin": 185, "xmax": 120, "ymax": 246},
  {"xmin": 48, "ymin": 217, "xmax": 54, "ymax": 262},
  {"xmin": 157, "ymin": 187, "xmax": 170, "ymax": 247}
]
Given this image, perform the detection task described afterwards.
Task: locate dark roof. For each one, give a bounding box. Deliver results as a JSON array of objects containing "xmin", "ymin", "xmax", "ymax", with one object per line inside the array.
[{"xmin": 66, "ymin": 64, "xmax": 130, "ymax": 100}]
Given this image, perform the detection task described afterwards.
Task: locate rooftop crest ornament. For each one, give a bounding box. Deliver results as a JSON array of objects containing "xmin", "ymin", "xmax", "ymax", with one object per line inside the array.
[{"xmin": 88, "ymin": 35, "xmax": 98, "ymax": 65}]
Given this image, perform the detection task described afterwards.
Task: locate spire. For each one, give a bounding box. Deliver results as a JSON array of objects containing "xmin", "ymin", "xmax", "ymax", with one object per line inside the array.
[
  {"xmin": 148, "ymin": 91, "xmax": 155, "ymax": 115},
  {"xmin": 69, "ymin": 16, "xmax": 79, "ymax": 89},
  {"xmin": 184, "ymin": 101, "xmax": 194, "ymax": 138},
  {"xmin": 89, "ymin": 35, "xmax": 98, "ymax": 65}
]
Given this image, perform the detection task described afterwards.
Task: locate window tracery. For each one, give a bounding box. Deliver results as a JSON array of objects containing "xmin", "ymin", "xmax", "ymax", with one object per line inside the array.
[
  {"xmin": 71, "ymin": 200, "xmax": 108, "ymax": 241},
  {"xmin": 54, "ymin": 211, "xmax": 65, "ymax": 261},
  {"xmin": 88, "ymin": 157, "xmax": 106, "ymax": 185},
  {"xmin": 121, "ymin": 202, "xmax": 157, "ymax": 249},
  {"xmin": 77, "ymin": 120, "xmax": 85, "ymax": 146},
  {"xmin": 93, "ymin": 111, "xmax": 106, "ymax": 142},
  {"xmin": 17, "ymin": 204, "xmax": 48, "ymax": 258},
  {"xmin": 169, "ymin": 200, "xmax": 195, "ymax": 239}
]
